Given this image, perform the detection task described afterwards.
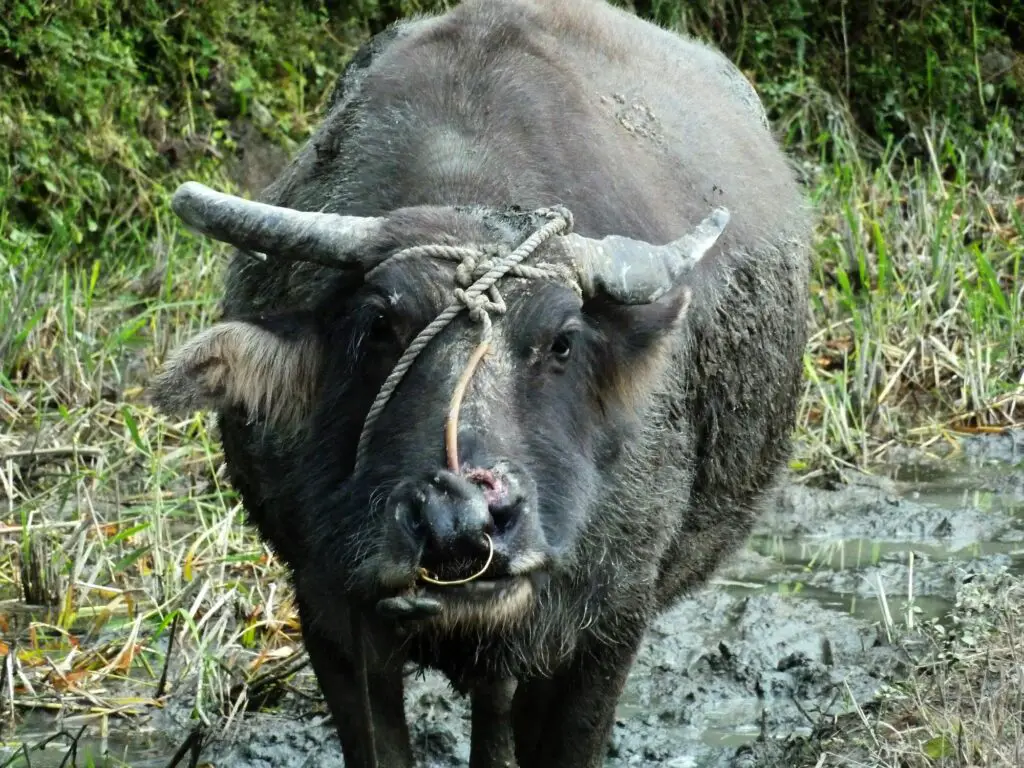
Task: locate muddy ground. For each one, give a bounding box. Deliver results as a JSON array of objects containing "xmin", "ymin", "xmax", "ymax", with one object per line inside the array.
[
  {"xmin": 147, "ymin": 431, "xmax": 1024, "ymax": 768},
  {"xmin": 7, "ymin": 431, "xmax": 1024, "ymax": 767}
]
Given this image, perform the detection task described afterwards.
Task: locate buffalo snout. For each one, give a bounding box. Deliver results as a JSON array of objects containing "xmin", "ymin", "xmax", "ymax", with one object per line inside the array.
[
  {"xmin": 394, "ymin": 471, "xmax": 491, "ymax": 564},
  {"xmin": 387, "ymin": 460, "xmax": 536, "ymax": 584}
]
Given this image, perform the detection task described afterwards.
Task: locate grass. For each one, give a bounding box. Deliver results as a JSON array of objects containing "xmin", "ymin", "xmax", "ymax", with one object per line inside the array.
[
  {"xmin": 793, "ymin": 112, "xmax": 1024, "ymax": 472},
  {"xmin": 1, "ymin": 0, "xmax": 1023, "ymax": 764},
  {"xmin": 783, "ymin": 567, "xmax": 1024, "ymax": 767},
  {"xmin": 0, "ymin": 195, "xmax": 309, "ymax": 759}
]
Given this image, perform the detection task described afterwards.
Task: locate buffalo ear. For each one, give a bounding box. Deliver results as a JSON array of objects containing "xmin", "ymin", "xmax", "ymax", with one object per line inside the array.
[
  {"xmin": 584, "ymin": 283, "xmax": 694, "ymax": 411},
  {"xmin": 148, "ymin": 314, "xmax": 323, "ymax": 430}
]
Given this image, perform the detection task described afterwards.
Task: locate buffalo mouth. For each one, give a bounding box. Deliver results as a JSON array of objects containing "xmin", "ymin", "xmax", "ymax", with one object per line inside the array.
[
  {"xmin": 415, "ymin": 547, "xmax": 550, "ymax": 599},
  {"xmin": 419, "ymin": 571, "xmax": 529, "ymax": 598},
  {"xmin": 375, "ymin": 569, "xmax": 543, "ymax": 623}
]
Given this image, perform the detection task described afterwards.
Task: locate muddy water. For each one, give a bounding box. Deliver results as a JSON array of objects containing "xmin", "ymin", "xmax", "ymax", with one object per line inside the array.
[{"xmin": 5, "ymin": 432, "xmax": 1024, "ymax": 767}]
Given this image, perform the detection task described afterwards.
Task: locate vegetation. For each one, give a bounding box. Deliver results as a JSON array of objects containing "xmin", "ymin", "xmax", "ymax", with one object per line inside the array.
[
  {"xmin": 784, "ymin": 567, "xmax": 1024, "ymax": 767},
  {"xmin": 1, "ymin": 0, "xmax": 1021, "ymax": 765}
]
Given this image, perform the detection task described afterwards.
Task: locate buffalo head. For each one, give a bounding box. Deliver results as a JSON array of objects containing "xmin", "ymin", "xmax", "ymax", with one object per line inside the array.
[{"xmin": 150, "ymin": 182, "xmax": 729, "ymax": 633}]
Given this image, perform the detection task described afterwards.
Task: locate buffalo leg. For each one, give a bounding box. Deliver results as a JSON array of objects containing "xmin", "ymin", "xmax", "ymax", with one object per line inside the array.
[
  {"xmin": 303, "ymin": 625, "xmax": 414, "ymax": 768},
  {"xmin": 469, "ymin": 678, "xmax": 518, "ymax": 768},
  {"xmin": 512, "ymin": 628, "xmax": 643, "ymax": 768}
]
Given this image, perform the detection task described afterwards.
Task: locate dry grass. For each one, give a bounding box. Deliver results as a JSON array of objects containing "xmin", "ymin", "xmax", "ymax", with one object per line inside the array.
[
  {"xmin": 0, "ymin": 226, "xmax": 312, "ymax": 763},
  {"xmin": 792, "ymin": 115, "xmax": 1024, "ymax": 474},
  {"xmin": 786, "ymin": 568, "xmax": 1024, "ymax": 767}
]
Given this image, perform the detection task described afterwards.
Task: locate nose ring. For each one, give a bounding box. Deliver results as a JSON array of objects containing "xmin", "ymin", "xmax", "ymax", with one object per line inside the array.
[{"xmin": 418, "ymin": 533, "xmax": 494, "ymax": 586}]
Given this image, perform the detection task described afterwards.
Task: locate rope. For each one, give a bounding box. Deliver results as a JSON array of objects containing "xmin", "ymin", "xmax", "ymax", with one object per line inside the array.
[
  {"xmin": 353, "ymin": 205, "xmax": 577, "ymax": 475},
  {"xmin": 347, "ymin": 207, "xmax": 577, "ymax": 768}
]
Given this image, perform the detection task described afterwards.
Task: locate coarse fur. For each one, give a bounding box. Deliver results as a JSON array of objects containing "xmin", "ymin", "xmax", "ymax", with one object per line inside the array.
[
  {"xmin": 151, "ymin": 1, "xmax": 812, "ymax": 766},
  {"xmin": 152, "ymin": 317, "xmax": 323, "ymax": 428}
]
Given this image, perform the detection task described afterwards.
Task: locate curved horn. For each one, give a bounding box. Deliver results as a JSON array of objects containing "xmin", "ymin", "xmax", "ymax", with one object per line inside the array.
[
  {"xmin": 563, "ymin": 207, "xmax": 730, "ymax": 304},
  {"xmin": 171, "ymin": 181, "xmax": 385, "ymax": 268}
]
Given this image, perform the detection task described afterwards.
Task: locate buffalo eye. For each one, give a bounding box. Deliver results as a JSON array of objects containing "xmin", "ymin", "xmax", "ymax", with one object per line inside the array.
[
  {"xmin": 550, "ymin": 332, "xmax": 573, "ymax": 364},
  {"xmin": 365, "ymin": 309, "xmax": 398, "ymax": 347},
  {"xmin": 370, "ymin": 312, "xmax": 390, "ymax": 336}
]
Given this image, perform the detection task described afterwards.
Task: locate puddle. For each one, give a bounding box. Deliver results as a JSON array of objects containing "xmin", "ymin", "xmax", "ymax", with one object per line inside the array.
[
  {"xmin": 1, "ymin": 713, "xmax": 175, "ymax": 767},
  {"xmin": 4, "ymin": 435, "xmax": 1024, "ymax": 767}
]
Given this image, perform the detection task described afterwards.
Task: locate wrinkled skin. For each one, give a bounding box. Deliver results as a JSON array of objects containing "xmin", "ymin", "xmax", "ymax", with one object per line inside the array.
[{"xmin": 150, "ymin": 1, "xmax": 813, "ymax": 766}]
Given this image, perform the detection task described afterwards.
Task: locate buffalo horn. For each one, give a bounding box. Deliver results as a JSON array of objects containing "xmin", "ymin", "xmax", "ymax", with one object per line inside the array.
[
  {"xmin": 563, "ymin": 207, "xmax": 730, "ymax": 304},
  {"xmin": 171, "ymin": 181, "xmax": 385, "ymax": 268}
]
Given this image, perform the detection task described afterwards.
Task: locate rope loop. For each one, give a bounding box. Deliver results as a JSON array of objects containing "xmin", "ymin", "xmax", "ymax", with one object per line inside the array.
[
  {"xmin": 454, "ymin": 255, "xmax": 480, "ymax": 287},
  {"xmin": 353, "ymin": 207, "xmax": 577, "ymax": 474}
]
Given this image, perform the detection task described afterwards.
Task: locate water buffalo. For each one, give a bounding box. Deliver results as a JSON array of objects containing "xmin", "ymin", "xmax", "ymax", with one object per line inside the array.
[{"xmin": 149, "ymin": 0, "xmax": 811, "ymax": 765}]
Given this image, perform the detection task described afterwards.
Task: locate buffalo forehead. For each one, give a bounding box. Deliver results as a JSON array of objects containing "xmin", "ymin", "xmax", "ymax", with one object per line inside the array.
[
  {"xmin": 366, "ymin": 254, "xmax": 565, "ymax": 330},
  {"xmin": 363, "ymin": 270, "xmax": 563, "ymax": 425}
]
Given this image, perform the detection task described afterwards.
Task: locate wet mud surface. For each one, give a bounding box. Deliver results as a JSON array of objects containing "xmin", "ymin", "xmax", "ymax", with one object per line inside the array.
[{"xmin": 7, "ymin": 432, "xmax": 1024, "ymax": 767}]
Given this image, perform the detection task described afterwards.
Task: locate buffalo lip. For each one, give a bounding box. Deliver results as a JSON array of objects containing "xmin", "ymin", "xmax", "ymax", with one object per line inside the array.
[
  {"xmin": 375, "ymin": 592, "xmax": 443, "ymax": 620},
  {"xmin": 418, "ymin": 572, "xmax": 533, "ymax": 600}
]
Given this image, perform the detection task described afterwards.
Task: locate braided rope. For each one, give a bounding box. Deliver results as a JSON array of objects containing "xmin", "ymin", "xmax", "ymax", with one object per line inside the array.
[{"xmin": 353, "ymin": 206, "xmax": 577, "ymax": 474}]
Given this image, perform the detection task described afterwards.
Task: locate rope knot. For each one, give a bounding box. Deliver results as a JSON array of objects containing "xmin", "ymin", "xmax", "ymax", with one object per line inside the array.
[
  {"xmin": 454, "ymin": 255, "xmax": 479, "ymax": 287},
  {"xmin": 454, "ymin": 285, "xmax": 507, "ymax": 333},
  {"xmin": 454, "ymin": 244, "xmax": 509, "ymax": 287},
  {"xmin": 535, "ymin": 204, "xmax": 575, "ymax": 235},
  {"xmin": 355, "ymin": 203, "xmax": 580, "ymax": 473}
]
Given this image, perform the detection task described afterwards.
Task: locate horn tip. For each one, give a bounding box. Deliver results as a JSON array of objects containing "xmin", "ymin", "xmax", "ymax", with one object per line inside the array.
[
  {"xmin": 172, "ymin": 181, "xmax": 206, "ymax": 211},
  {"xmin": 171, "ymin": 181, "xmax": 221, "ymax": 228},
  {"xmin": 172, "ymin": 180, "xmax": 210, "ymax": 202}
]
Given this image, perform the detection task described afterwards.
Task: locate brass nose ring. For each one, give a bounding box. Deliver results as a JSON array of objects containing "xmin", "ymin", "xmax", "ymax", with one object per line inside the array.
[{"xmin": 418, "ymin": 533, "xmax": 494, "ymax": 586}]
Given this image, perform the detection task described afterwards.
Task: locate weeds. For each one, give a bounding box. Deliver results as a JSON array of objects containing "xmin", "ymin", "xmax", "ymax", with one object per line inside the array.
[
  {"xmin": 787, "ymin": 567, "xmax": 1024, "ymax": 767},
  {"xmin": 1, "ymin": 1, "xmax": 341, "ymax": 755},
  {"xmin": 794, "ymin": 114, "xmax": 1024, "ymax": 470}
]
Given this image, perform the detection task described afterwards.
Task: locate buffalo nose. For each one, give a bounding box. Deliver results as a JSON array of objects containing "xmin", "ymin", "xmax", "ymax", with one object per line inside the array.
[{"xmin": 397, "ymin": 471, "xmax": 493, "ymax": 562}]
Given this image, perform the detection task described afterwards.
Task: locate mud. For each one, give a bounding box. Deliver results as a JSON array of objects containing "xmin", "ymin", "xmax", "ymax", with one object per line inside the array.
[{"xmin": 6, "ymin": 431, "xmax": 1024, "ymax": 767}]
